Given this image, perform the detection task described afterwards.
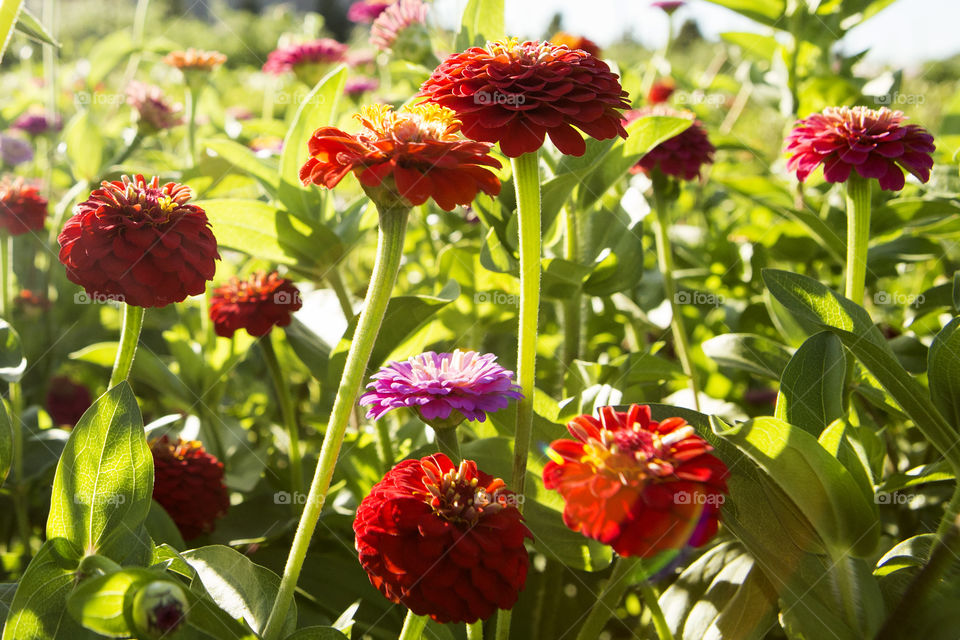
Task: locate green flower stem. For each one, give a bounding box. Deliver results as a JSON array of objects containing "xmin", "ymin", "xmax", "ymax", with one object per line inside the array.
[
  {"xmin": 108, "ymin": 304, "xmax": 145, "ymax": 388},
  {"xmin": 325, "ymin": 265, "xmax": 354, "ymax": 321},
  {"xmin": 562, "ymin": 205, "xmax": 581, "ymax": 366},
  {"xmin": 261, "ymin": 332, "xmax": 304, "ymax": 499},
  {"xmin": 467, "ymin": 620, "xmax": 483, "ymax": 640},
  {"xmin": 936, "ymin": 484, "xmax": 960, "ymax": 540},
  {"xmin": 844, "ymin": 174, "xmax": 872, "ymax": 305},
  {"xmin": 434, "ymin": 427, "xmax": 461, "ymax": 463},
  {"xmin": 574, "ymin": 556, "xmax": 641, "ymax": 640},
  {"xmin": 185, "ymin": 83, "xmax": 199, "ymax": 167},
  {"xmin": 399, "ymin": 611, "xmax": 428, "ymax": 640},
  {"xmin": 261, "ymin": 206, "xmax": 410, "ymax": 640},
  {"xmin": 104, "ymin": 132, "xmax": 144, "ymax": 175},
  {"xmin": 374, "ymin": 419, "xmax": 395, "ymax": 471},
  {"xmin": 639, "ymin": 579, "xmax": 674, "ymax": 640},
  {"xmin": 651, "ymin": 176, "xmax": 700, "ymax": 411},
  {"xmin": 9, "ymin": 379, "xmax": 29, "ymax": 549},
  {"xmin": 0, "ymin": 234, "xmax": 10, "ymax": 317}
]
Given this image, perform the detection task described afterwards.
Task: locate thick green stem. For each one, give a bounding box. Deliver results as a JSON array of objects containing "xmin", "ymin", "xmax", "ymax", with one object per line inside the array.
[
  {"xmin": 374, "ymin": 419, "xmax": 395, "ymax": 471},
  {"xmin": 261, "ymin": 206, "xmax": 410, "ymax": 640},
  {"xmin": 434, "ymin": 427, "xmax": 461, "ymax": 463},
  {"xmin": 575, "ymin": 556, "xmax": 641, "ymax": 640},
  {"xmin": 109, "ymin": 304, "xmax": 145, "ymax": 388},
  {"xmin": 105, "ymin": 132, "xmax": 143, "ymax": 173},
  {"xmin": 325, "ymin": 266, "xmax": 353, "ymax": 320},
  {"xmin": 844, "ymin": 174, "xmax": 872, "ymax": 305},
  {"xmin": 262, "ymin": 332, "xmax": 304, "ymax": 498},
  {"xmin": 185, "ymin": 84, "xmax": 199, "ymax": 167},
  {"xmin": 652, "ymin": 178, "xmax": 700, "ymax": 411},
  {"xmin": 10, "ymin": 379, "xmax": 29, "ymax": 549},
  {"xmin": 936, "ymin": 484, "xmax": 960, "ymax": 541},
  {"xmin": 399, "ymin": 611, "xmax": 428, "ymax": 640},
  {"xmin": 0, "ymin": 234, "xmax": 10, "ymax": 317},
  {"xmin": 639, "ymin": 580, "xmax": 674, "ymax": 640},
  {"xmin": 467, "ymin": 620, "xmax": 483, "ymax": 640},
  {"xmin": 562, "ymin": 206, "xmax": 581, "ymax": 367},
  {"xmin": 828, "ymin": 551, "xmax": 859, "ymax": 634}
]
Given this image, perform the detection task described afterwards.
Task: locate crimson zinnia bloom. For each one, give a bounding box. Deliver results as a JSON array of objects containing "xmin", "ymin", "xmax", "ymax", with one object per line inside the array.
[
  {"xmin": 300, "ymin": 103, "xmax": 501, "ymax": 211},
  {"xmin": 262, "ymin": 38, "xmax": 347, "ymax": 75},
  {"xmin": 151, "ymin": 435, "xmax": 229, "ymax": 540},
  {"xmin": 209, "ymin": 271, "xmax": 302, "ymax": 338},
  {"xmin": 46, "ymin": 376, "xmax": 93, "ymax": 427},
  {"xmin": 647, "ymin": 78, "xmax": 676, "ymax": 104},
  {"xmin": 359, "ymin": 349, "xmax": 522, "ymax": 425},
  {"xmin": 0, "ymin": 176, "xmax": 47, "ymax": 234},
  {"xmin": 354, "ymin": 454, "xmax": 531, "ymax": 623},
  {"xmin": 785, "ymin": 106, "xmax": 935, "ymax": 192},
  {"xmin": 126, "ymin": 82, "xmax": 182, "ymax": 132},
  {"xmin": 544, "ymin": 404, "xmax": 729, "ymax": 558},
  {"xmin": 549, "ymin": 31, "xmax": 601, "ymax": 57},
  {"xmin": 419, "ymin": 38, "xmax": 630, "ymax": 157},
  {"xmin": 58, "ymin": 175, "xmax": 219, "ymax": 308},
  {"xmin": 625, "ymin": 106, "xmax": 715, "ymax": 180}
]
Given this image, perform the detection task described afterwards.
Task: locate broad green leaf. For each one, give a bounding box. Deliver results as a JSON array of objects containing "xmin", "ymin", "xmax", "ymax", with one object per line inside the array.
[
  {"xmin": 63, "ymin": 111, "xmax": 103, "ymax": 182},
  {"xmin": 703, "ymin": 0, "xmax": 785, "ymax": 27},
  {"xmin": 877, "ymin": 461, "xmax": 953, "ymax": 492},
  {"xmin": 13, "ymin": 6, "xmax": 57, "ymax": 46},
  {"xmin": 0, "ymin": 0, "xmax": 24, "ymax": 63},
  {"xmin": 71, "ymin": 342, "xmax": 192, "ymax": 404},
  {"xmin": 85, "ymin": 31, "xmax": 135, "ymax": 88},
  {"xmin": 928, "ymin": 317, "xmax": 960, "ymax": 432},
  {"xmin": 0, "ymin": 319, "xmax": 25, "ymax": 382},
  {"xmin": 702, "ymin": 333, "xmax": 792, "ymax": 380},
  {"xmin": 47, "ymin": 383, "xmax": 153, "ymax": 559},
  {"xmin": 720, "ymin": 32, "xmax": 779, "ymax": 60},
  {"xmin": 0, "ymin": 582, "xmax": 15, "ymax": 627},
  {"xmin": 203, "ymin": 138, "xmax": 279, "ymax": 196},
  {"xmin": 455, "ymin": 0, "xmax": 504, "ymax": 50},
  {"xmin": 657, "ymin": 542, "xmax": 778, "ymax": 640},
  {"xmin": 582, "ymin": 213, "xmax": 644, "ymax": 296},
  {"xmin": 278, "ymin": 65, "xmax": 347, "ymax": 217},
  {"xmin": 144, "ymin": 500, "xmax": 186, "ymax": 551},
  {"xmin": 762, "ymin": 268, "xmax": 960, "ymax": 468},
  {"xmin": 200, "ymin": 198, "xmax": 343, "ymax": 276},
  {"xmin": 1, "ymin": 537, "xmax": 89, "ymax": 640},
  {"xmin": 281, "ymin": 628, "xmax": 349, "ymax": 640},
  {"xmin": 0, "ymin": 390, "xmax": 10, "ymax": 488},
  {"xmin": 283, "ymin": 317, "xmax": 331, "ymax": 382},
  {"xmin": 182, "ymin": 545, "xmax": 297, "ymax": 636},
  {"xmin": 774, "ymin": 331, "xmax": 846, "ymax": 434},
  {"xmin": 66, "ymin": 568, "xmax": 153, "ymax": 637},
  {"xmin": 888, "ymin": 334, "xmax": 928, "ymax": 374}
]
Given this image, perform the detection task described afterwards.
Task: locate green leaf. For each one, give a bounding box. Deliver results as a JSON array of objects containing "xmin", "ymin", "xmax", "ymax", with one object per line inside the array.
[
  {"xmin": 774, "ymin": 331, "xmax": 846, "ymax": 435},
  {"xmin": 278, "ymin": 65, "xmax": 347, "ymax": 217},
  {"xmin": 1, "ymin": 537, "xmax": 89, "ymax": 640},
  {"xmin": 71, "ymin": 342, "xmax": 192, "ymax": 405},
  {"xmin": 63, "ymin": 111, "xmax": 104, "ymax": 182},
  {"xmin": 0, "ymin": 391, "xmax": 10, "ymax": 488},
  {"xmin": 203, "ymin": 138, "xmax": 279, "ymax": 196},
  {"xmin": 283, "ymin": 317, "xmax": 332, "ymax": 382},
  {"xmin": 762, "ymin": 268, "xmax": 960, "ymax": 469},
  {"xmin": 928, "ymin": 317, "xmax": 960, "ymax": 433},
  {"xmin": 0, "ymin": 319, "xmax": 25, "ymax": 382},
  {"xmin": 702, "ymin": 0, "xmax": 785, "ymax": 27},
  {"xmin": 455, "ymin": 0, "xmax": 504, "ymax": 50},
  {"xmin": 0, "ymin": 582, "xmax": 15, "ymax": 627},
  {"xmin": 720, "ymin": 32, "xmax": 779, "ymax": 60},
  {"xmin": 658, "ymin": 542, "xmax": 778, "ymax": 640},
  {"xmin": 67, "ymin": 568, "xmax": 151, "ymax": 638},
  {"xmin": 13, "ymin": 6, "xmax": 57, "ymax": 46},
  {"xmin": 200, "ymin": 199, "xmax": 343, "ymax": 276},
  {"xmin": 702, "ymin": 333, "xmax": 793, "ymax": 380},
  {"xmin": 46, "ymin": 383, "xmax": 153, "ymax": 559},
  {"xmin": 582, "ymin": 214, "xmax": 644, "ymax": 296},
  {"xmin": 144, "ymin": 500, "xmax": 186, "ymax": 551},
  {"xmin": 0, "ymin": 0, "xmax": 25, "ymax": 63},
  {"xmin": 182, "ymin": 545, "xmax": 297, "ymax": 636},
  {"xmin": 282, "ymin": 628, "xmax": 350, "ymax": 640}
]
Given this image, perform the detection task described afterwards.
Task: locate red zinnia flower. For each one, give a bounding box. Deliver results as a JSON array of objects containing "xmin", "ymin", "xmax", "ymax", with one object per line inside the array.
[
  {"xmin": 647, "ymin": 78, "xmax": 676, "ymax": 104},
  {"xmin": 0, "ymin": 176, "xmax": 47, "ymax": 235},
  {"xmin": 785, "ymin": 106, "xmax": 935, "ymax": 192},
  {"xmin": 544, "ymin": 404, "xmax": 728, "ymax": 558},
  {"xmin": 354, "ymin": 454, "xmax": 531, "ymax": 623},
  {"xmin": 58, "ymin": 175, "xmax": 220, "ymax": 308},
  {"xmin": 209, "ymin": 271, "xmax": 302, "ymax": 338},
  {"xmin": 46, "ymin": 376, "xmax": 93, "ymax": 427},
  {"xmin": 151, "ymin": 435, "xmax": 229, "ymax": 540},
  {"xmin": 300, "ymin": 103, "xmax": 501, "ymax": 211},
  {"xmin": 549, "ymin": 31, "xmax": 601, "ymax": 57},
  {"xmin": 625, "ymin": 106, "xmax": 715, "ymax": 180},
  {"xmin": 419, "ymin": 38, "xmax": 630, "ymax": 157}
]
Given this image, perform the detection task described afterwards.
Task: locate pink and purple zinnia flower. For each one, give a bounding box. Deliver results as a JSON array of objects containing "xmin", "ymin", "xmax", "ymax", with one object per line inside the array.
[
  {"xmin": 262, "ymin": 38, "xmax": 348, "ymax": 75},
  {"xmin": 348, "ymin": 0, "xmax": 394, "ymax": 23},
  {"xmin": 359, "ymin": 349, "xmax": 522, "ymax": 425}
]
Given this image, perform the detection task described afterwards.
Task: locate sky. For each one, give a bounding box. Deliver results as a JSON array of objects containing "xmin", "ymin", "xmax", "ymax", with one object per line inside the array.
[{"xmin": 430, "ymin": 0, "xmax": 959, "ymax": 66}]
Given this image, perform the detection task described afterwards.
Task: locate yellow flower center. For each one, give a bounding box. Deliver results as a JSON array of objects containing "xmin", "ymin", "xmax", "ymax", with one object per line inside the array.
[{"xmin": 357, "ymin": 103, "xmax": 461, "ymax": 143}]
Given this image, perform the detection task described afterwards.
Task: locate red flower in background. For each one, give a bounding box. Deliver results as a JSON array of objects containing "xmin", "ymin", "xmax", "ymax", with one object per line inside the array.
[
  {"xmin": 354, "ymin": 454, "xmax": 531, "ymax": 623},
  {"xmin": 300, "ymin": 103, "xmax": 501, "ymax": 211},
  {"xmin": 0, "ymin": 176, "xmax": 47, "ymax": 235},
  {"xmin": 58, "ymin": 175, "xmax": 219, "ymax": 308},
  {"xmin": 549, "ymin": 31, "xmax": 601, "ymax": 57},
  {"xmin": 209, "ymin": 271, "xmax": 302, "ymax": 338},
  {"xmin": 46, "ymin": 376, "xmax": 92, "ymax": 427},
  {"xmin": 647, "ymin": 78, "xmax": 676, "ymax": 104},
  {"xmin": 419, "ymin": 38, "xmax": 629, "ymax": 157},
  {"xmin": 544, "ymin": 405, "xmax": 728, "ymax": 558},
  {"xmin": 625, "ymin": 106, "xmax": 715, "ymax": 180},
  {"xmin": 785, "ymin": 106, "xmax": 935, "ymax": 191},
  {"xmin": 151, "ymin": 436, "xmax": 229, "ymax": 540}
]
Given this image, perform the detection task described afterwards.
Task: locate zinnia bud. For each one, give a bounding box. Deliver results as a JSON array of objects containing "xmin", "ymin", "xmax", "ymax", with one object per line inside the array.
[
  {"xmin": 150, "ymin": 436, "xmax": 229, "ymax": 540},
  {"xmin": 0, "ymin": 176, "xmax": 47, "ymax": 235},
  {"xmin": 130, "ymin": 581, "xmax": 187, "ymax": 638},
  {"xmin": 209, "ymin": 271, "xmax": 302, "ymax": 338},
  {"xmin": 354, "ymin": 454, "xmax": 532, "ymax": 623},
  {"xmin": 544, "ymin": 404, "xmax": 729, "ymax": 558},
  {"xmin": 58, "ymin": 175, "xmax": 219, "ymax": 308},
  {"xmin": 126, "ymin": 82, "xmax": 183, "ymax": 133}
]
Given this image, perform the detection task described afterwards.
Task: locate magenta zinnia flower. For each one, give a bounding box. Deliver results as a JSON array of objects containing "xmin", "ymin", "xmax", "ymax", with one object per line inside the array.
[
  {"xmin": 370, "ymin": 0, "xmax": 428, "ymax": 53},
  {"xmin": 344, "ymin": 77, "xmax": 379, "ymax": 97},
  {"xmin": 625, "ymin": 106, "xmax": 714, "ymax": 180},
  {"xmin": 785, "ymin": 106, "xmax": 935, "ymax": 192},
  {"xmin": 12, "ymin": 111, "xmax": 60, "ymax": 137},
  {"xmin": 262, "ymin": 38, "xmax": 347, "ymax": 76},
  {"xmin": 348, "ymin": 0, "xmax": 394, "ymax": 23},
  {"xmin": 126, "ymin": 82, "xmax": 183, "ymax": 132},
  {"xmin": 360, "ymin": 350, "xmax": 522, "ymax": 424},
  {"xmin": 652, "ymin": 1, "xmax": 685, "ymax": 13}
]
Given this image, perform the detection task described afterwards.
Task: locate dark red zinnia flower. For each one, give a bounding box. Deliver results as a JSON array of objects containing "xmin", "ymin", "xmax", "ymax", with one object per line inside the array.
[
  {"xmin": 625, "ymin": 106, "xmax": 715, "ymax": 180},
  {"xmin": 209, "ymin": 271, "xmax": 302, "ymax": 338},
  {"xmin": 549, "ymin": 31, "xmax": 601, "ymax": 57},
  {"xmin": 58, "ymin": 175, "xmax": 219, "ymax": 308},
  {"xmin": 354, "ymin": 454, "xmax": 531, "ymax": 623},
  {"xmin": 785, "ymin": 106, "xmax": 935, "ymax": 192},
  {"xmin": 419, "ymin": 38, "xmax": 630, "ymax": 157},
  {"xmin": 151, "ymin": 435, "xmax": 229, "ymax": 540},
  {"xmin": 46, "ymin": 376, "xmax": 93, "ymax": 427},
  {"xmin": 0, "ymin": 176, "xmax": 47, "ymax": 235},
  {"xmin": 544, "ymin": 404, "xmax": 729, "ymax": 558},
  {"xmin": 300, "ymin": 103, "xmax": 501, "ymax": 211},
  {"xmin": 647, "ymin": 78, "xmax": 675, "ymax": 104}
]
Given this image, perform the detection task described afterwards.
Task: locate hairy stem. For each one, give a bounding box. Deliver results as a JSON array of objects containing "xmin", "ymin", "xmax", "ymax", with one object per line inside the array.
[{"xmin": 108, "ymin": 304, "xmax": 145, "ymax": 388}]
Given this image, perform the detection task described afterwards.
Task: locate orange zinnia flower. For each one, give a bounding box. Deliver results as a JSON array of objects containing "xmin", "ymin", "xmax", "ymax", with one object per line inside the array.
[
  {"xmin": 163, "ymin": 48, "xmax": 227, "ymax": 72},
  {"xmin": 300, "ymin": 103, "xmax": 501, "ymax": 211}
]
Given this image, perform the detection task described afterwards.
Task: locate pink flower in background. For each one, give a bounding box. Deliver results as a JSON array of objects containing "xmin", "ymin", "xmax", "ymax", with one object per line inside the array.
[
  {"xmin": 348, "ymin": 0, "xmax": 394, "ymax": 23},
  {"xmin": 126, "ymin": 82, "xmax": 183, "ymax": 132},
  {"xmin": 12, "ymin": 111, "xmax": 61, "ymax": 137},
  {"xmin": 370, "ymin": 0, "xmax": 428, "ymax": 53},
  {"xmin": 344, "ymin": 77, "xmax": 379, "ymax": 97},
  {"xmin": 262, "ymin": 38, "xmax": 347, "ymax": 75},
  {"xmin": 652, "ymin": 1, "xmax": 685, "ymax": 13},
  {"xmin": 0, "ymin": 134, "xmax": 33, "ymax": 166}
]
